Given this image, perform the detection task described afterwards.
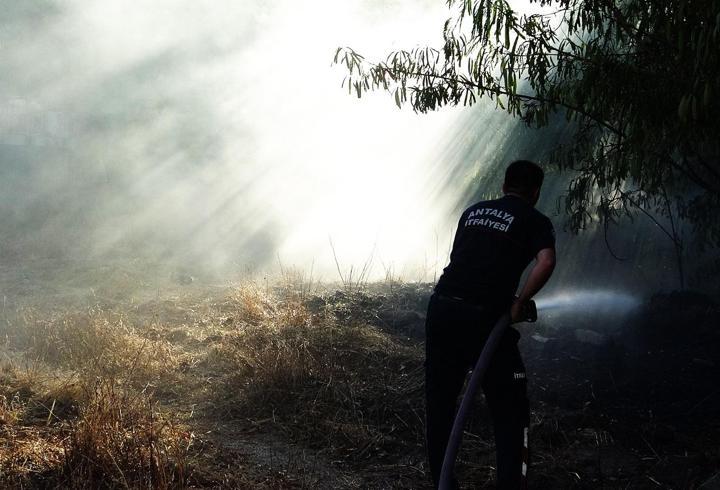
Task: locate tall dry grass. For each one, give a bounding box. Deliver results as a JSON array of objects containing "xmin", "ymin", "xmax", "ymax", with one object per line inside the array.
[
  {"xmin": 4, "ymin": 306, "xmax": 180, "ymax": 387},
  {"xmin": 0, "ymin": 354, "xmax": 195, "ymax": 488},
  {"xmin": 60, "ymin": 378, "xmax": 191, "ymax": 489},
  {"xmin": 213, "ymin": 285, "xmax": 426, "ymax": 460},
  {"xmin": 0, "ymin": 301, "xmax": 195, "ymax": 488}
]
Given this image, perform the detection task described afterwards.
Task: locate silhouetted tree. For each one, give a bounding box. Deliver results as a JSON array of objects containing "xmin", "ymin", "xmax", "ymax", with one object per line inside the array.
[{"xmin": 335, "ymin": 0, "xmax": 720, "ymax": 263}]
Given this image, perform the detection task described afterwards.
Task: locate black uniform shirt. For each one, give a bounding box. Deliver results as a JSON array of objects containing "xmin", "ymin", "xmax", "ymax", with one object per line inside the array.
[{"xmin": 435, "ymin": 194, "xmax": 555, "ymax": 307}]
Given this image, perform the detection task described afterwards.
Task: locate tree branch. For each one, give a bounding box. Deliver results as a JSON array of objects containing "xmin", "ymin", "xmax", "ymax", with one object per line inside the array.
[{"xmin": 372, "ymin": 63, "xmax": 624, "ymax": 135}]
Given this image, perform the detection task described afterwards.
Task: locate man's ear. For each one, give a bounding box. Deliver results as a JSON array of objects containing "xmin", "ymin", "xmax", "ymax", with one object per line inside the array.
[
  {"xmin": 502, "ymin": 183, "xmax": 507, "ymax": 194},
  {"xmin": 532, "ymin": 188, "xmax": 540, "ymax": 204}
]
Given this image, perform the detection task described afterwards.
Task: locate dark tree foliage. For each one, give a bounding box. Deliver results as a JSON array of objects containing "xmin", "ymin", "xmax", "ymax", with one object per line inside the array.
[{"xmin": 334, "ymin": 0, "xmax": 720, "ymax": 250}]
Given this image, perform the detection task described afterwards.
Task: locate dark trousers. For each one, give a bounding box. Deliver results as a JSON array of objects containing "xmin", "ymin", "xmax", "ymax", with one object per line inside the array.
[{"xmin": 425, "ymin": 293, "xmax": 529, "ymax": 489}]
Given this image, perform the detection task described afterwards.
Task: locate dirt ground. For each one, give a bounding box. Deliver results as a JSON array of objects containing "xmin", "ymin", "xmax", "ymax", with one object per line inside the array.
[{"xmin": 0, "ymin": 259, "xmax": 718, "ymax": 488}]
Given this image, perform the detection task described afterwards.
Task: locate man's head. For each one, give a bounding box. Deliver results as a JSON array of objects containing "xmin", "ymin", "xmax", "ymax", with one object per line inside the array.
[{"xmin": 502, "ymin": 160, "xmax": 544, "ymax": 205}]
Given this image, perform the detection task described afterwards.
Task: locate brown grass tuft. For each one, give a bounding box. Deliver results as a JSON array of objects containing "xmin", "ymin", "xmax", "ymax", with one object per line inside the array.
[
  {"xmin": 59, "ymin": 379, "xmax": 191, "ymax": 489},
  {"xmin": 229, "ymin": 284, "xmax": 277, "ymax": 324}
]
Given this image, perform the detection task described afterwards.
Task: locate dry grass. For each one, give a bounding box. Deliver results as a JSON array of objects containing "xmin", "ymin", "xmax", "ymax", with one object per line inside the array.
[
  {"xmin": 0, "ymin": 276, "xmax": 435, "ymax": 487},
  {"xmin": 60, "ymin": 379, "xmax": 191, "ymax": 489},
  {"xmin": 1, "ymin": 276, "xmax": 420, "ymax": 487},
  {"xmin": 229, "ymin": 283, "xmax": 283, "ymax": 325},
  {"xmin": 0, "ymin": 360, "xmax": 81, "ymax": 424},
  {"xmin": 0, "ymin": 361, "xmax": 79, "ymax": 487},
  {"xmin": 0, "ymin": 424, "xmax": 66, "ymax": 487},
  {"xmin": 0, "ymin": 360, "xmax": 193, "ymax": 489},
  {"xmin": 213, "ymin": 286, "xmax": 426, "ymax": 463},
  {"xmin": 4, "ymin": 307, "xmax": 180, "ymax": 387},
  {"xmin": 0, "ymin": 299, "xmax": 195, "ymax": 488},
  {"xmin": 0, "ymin": 381, "xmax": 64, "ymax": 478}
]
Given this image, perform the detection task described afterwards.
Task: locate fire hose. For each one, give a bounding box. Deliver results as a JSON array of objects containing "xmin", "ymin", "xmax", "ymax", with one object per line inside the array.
[{"xmin": 438, "ymin": 300, "xmax": 537, "ymax": 490}]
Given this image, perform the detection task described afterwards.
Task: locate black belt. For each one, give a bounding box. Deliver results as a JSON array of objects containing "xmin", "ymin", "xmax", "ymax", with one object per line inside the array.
[
  {"xmin": 435, "ymin": 293, "xmax": 486, "ymax": 307},
  {"xmin": 434, "ymin": 292, "xmax": 511, "ymax": 311},
  {"xmin": 436, "ymin": 293, "xmax": 465, "ymax": 301}
]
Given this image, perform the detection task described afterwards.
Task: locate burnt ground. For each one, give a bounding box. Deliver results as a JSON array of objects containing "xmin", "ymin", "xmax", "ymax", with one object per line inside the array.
[
  {"xmin": 331, "ymin": 287, "xmax": 720, "ymax": 489},
  {"xmin": 481, "ymin": 293, "xmax": 718, "ymax": 489},
  {"xmin": 517, "ymin": 290, "xmax": 720, "ymax": 489}
]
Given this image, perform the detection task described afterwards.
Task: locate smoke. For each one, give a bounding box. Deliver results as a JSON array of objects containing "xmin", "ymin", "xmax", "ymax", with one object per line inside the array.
[
  {"xmin": 535, "ymin": 289, "xmax": 642, "ymax": 317},
  {"xmin": 0, "ymin": 1, "xmax": 695, "ymax": 294},
  {"xmin": 1, "ymin": 0, "xmax": 493, "ymax": 280}
]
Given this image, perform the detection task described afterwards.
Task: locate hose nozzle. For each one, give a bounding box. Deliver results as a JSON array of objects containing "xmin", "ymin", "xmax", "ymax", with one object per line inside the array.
[
  {"xmin": 525, "ymin": 299, "xmax": 537, "ymax": 322},
  {"xmin": 513, "ymin": 298, "xmax": 538, "ymax": 323}
]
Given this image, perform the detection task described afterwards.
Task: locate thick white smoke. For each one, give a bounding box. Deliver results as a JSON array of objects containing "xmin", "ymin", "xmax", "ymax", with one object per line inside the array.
[{"xmin": 2, "ymin": 0, "xmax": 495, "ymax": 280}]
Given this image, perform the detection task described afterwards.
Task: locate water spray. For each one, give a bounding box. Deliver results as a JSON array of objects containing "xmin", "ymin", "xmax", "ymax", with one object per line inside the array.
[
  {"xmin": 535, "ymin": 289, "xmax": 640, "ymax": 315},
  {"xmin": 438, "ymin": 301, "xmax": 537, "ymax": 490}
]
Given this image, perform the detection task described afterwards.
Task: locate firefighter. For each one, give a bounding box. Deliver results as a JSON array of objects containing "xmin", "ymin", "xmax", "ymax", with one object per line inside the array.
[{"xmin": 425, "ymin": 160, "xmax": 556, "ymax": 489}]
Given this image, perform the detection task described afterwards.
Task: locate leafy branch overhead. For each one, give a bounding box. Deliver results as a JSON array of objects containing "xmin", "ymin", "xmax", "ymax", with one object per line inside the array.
[{"xmin": 334, "ymin": 0, "xmax": 720, "ymax": 247}]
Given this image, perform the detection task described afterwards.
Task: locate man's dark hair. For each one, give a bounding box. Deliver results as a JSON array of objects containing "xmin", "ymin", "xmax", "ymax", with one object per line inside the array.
[{"xmin": 504, "ymin": 160, "xmax": 544, "ymax": 197}]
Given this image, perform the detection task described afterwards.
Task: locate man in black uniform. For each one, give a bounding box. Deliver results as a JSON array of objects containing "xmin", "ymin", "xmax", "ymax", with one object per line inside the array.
[{"xmin": 425, "ymin": 160, "xmax": 556, "ymax": 489}]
